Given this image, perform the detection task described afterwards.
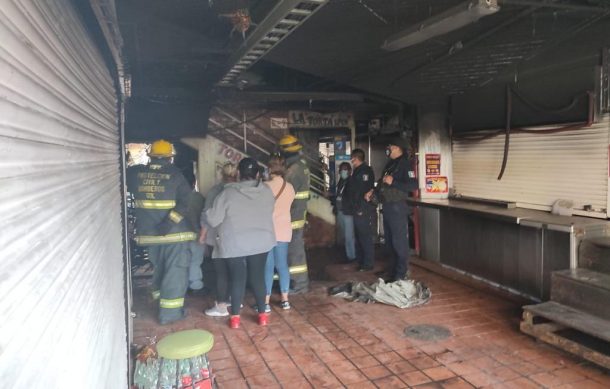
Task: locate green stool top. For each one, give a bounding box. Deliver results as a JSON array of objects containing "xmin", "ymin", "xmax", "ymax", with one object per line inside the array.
[{"xmin": 157, "ymin": 329, "xmax": 214, "ymax": 360}]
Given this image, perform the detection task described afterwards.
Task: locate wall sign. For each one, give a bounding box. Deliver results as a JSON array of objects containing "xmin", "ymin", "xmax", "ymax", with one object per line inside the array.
[
  {"xmin": 425, "ymin": 153, "xmax": 441, "ymax": 176},
  {"xmin": 425, "ymin": 176, "xmax": 448, "ymax": 193},
  {"xmin": 289, "ymin": 111, "xmax": 354, "ymax": 129},
  {"xmin": 270, "ymin": 117, "xmax": 288, "ymax": 129}
]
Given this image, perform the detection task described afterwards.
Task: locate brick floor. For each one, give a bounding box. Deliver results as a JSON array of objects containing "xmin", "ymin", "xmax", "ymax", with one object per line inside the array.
[{"xmin": 132, "ymin": 253, "xmax": 610, "ymax": 388}]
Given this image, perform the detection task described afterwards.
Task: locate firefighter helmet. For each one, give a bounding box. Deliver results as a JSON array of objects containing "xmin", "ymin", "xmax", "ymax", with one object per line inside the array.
[
  {"xmin": 279, "ymin": 134, "xmax": 302, "ymax": 153},
  {"xmin": 149, "ymin": 140, "xmax": 175, "ymax": 158}
]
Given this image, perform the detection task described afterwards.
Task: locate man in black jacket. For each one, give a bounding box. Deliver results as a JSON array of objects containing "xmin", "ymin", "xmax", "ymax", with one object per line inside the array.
[
  {"xmin": 366, "ymin": 138, "xmax": 418, "ymax": 281},
  {"xmin": 350, "ymin": 149, "xmax": 376, "ymax": 271},
  {"xmin": 333, "ymin": 162, "xmax": 356, "ymax": 264}
]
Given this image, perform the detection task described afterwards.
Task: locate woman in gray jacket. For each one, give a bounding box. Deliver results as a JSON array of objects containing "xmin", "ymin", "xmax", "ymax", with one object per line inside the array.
[{"xmin": 202, "ymin": 158, "xmax": 276, "ymax": 328}]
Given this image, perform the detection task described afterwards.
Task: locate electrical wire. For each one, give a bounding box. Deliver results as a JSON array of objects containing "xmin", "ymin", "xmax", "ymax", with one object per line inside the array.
[{"xmin": 510, "ymin": 85, "xmax": 587, "ymax": 114}]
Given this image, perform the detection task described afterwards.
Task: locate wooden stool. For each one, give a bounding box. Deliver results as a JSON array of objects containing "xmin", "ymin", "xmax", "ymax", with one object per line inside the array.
[{"xmin": 156, "ymin": 329, "xmax": 215, "ymax": 389}]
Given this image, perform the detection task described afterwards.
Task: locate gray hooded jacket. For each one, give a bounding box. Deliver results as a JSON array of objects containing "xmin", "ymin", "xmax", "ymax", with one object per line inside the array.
[{"xmin": 203, "ymin": 179, "xmax": 276, "ymax": 259}]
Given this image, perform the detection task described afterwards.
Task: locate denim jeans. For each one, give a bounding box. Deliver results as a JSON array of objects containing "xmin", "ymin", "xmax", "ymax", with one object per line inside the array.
[
  {"xmin": 188, "ymin": 241, "xmax": 205, "ymax": 290},
  {"xmin": 265, "ymin": 241, "xmax": 290, "ymax": 295},
  {"xmin": 337, "ymin": 211, "xmax": 356, "ymax": 261}
]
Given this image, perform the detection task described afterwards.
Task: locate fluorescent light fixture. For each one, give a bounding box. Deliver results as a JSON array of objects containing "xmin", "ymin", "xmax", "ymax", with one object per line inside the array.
[{"xmin": 381, "ymin": 0, "xmax": 500, "ymax": 51}]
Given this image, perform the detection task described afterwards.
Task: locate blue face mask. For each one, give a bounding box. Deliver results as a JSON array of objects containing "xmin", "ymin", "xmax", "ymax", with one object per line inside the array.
[{"xmin": 340, "ymin": 170, "xmax": 349, "ymax": 180}]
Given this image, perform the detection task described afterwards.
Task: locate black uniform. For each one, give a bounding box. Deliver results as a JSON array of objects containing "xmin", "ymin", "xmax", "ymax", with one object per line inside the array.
[
  {"xmin": 378, "ymin": 154, "xmax": 418, "ymax": 280},
  {"xmin": 350, "ymin": 163, "xmax": 375, "ymax": 270},
  {"xmin": 127, "ymin": 158, "xmax": 195, "ymax": 324}
]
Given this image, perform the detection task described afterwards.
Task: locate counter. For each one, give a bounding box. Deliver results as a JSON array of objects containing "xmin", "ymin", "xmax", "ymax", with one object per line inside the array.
[{"xmin": 408, "ymin": 198, "xmax": 610, "ymax": 301}]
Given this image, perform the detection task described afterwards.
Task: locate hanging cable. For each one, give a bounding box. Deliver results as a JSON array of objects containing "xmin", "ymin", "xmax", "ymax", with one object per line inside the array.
[
  {"xmin": 453, "ymin": 89, "xmax": 594, "ymax": 142},
  {"xmin": 510, "ymin": 85, "xmax": 587, "ymax": 114},
  {"xmin": 497, "ymin": 84, "xmax": 512, "ymax": 180}
]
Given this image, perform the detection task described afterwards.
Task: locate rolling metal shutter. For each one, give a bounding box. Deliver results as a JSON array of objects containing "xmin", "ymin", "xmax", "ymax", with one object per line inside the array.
[
  {"xmin": 0, "ymin": 0, "xmax": 127, "ymax": 386},
  {"xmin": 453, "ymin": 117, "xmax": 610, "ymax": 218}
]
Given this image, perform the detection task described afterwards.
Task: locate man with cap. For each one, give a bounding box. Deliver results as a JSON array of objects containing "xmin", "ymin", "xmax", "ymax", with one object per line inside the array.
[
  {"xmin": 278, "ymin": 134, "xmax": 310, "ymax": 293},
  {"xmin": 127, "ymin": 140, "xmax": 196, "ymax": 325},
  {"xmin": 366, "ymin": 137, "xmax": 418, "ymax": 281},
  {"xmin": 350, "ymin": 149, "xmax": 376, "ymax": 271}
]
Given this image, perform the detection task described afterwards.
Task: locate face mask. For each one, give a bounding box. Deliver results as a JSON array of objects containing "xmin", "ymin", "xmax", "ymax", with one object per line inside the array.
[
  {"xmin": 385, "ymin": 148, "xmax": 391, "ymax": 157},
  {"xmin": 340, "ymin": 170, "xmax": 349, "ymax": 180}
]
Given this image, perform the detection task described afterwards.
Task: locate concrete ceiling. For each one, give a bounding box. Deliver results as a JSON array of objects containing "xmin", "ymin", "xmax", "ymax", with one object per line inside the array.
[{"xmin": 116, "ymin": 0, "xmax": 610, "ymax": 107}]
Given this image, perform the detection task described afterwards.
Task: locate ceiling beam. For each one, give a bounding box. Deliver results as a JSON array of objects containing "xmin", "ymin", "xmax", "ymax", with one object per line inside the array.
[
  {"xmin": 216, "ymin": 90, "xmax": 366, "ymax": 103},
  {"xmin": 218, "ymin": 0, "xmax": 329, "ymax": 86},
  {"xmin": 499, "ymin": 0, "xmax": 610, "ymax": 12}
]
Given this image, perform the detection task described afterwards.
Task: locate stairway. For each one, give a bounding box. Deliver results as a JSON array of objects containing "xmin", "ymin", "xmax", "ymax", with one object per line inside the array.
[
  {"xmin": 207, "ymin": 106, "xmax": 328, "ymax": 197},
  {"xmin": 205, "ymin": 107, "xmax": 336, "ymax": 231},
  {"xmin": 521, "ymin": 236, "xmax": 610, "ymax": 368}
]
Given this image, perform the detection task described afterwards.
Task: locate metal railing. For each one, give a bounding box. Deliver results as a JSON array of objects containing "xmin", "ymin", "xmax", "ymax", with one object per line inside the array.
[{"xmin": 208, "ymin": 107, "xmax": 328, "ymax": 196}]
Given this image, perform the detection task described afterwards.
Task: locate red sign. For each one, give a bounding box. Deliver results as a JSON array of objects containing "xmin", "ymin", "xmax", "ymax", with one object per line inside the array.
[{"xmin": 425, "ymin": 153, "xmax": 441, "ymax": 176}]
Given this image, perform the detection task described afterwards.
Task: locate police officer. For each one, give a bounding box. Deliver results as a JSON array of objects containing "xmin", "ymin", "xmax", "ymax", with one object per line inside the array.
[
  {"xmin": 279, "ymin": 134, "xmax": 310, "ymax": 293},
  {"xmin": 350, "ymin": 149, "xmax": 376, "ymax": 271},
  {"xmin": 127, "ymin": 140, "xmax": 196, "ymax": 325},
  {"xmin": 366, "ymin": 138, "xmax": 418, "ymax": 281}
]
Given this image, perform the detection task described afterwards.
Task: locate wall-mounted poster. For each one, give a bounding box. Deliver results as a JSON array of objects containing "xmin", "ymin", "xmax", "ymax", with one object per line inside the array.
[
  {"xmin": 425, "ymin": 153, "xmax": 441, "ymax": 176},
  {"xmin": 425, "ymin": 176, "xmax": 448, "ymax": 193}
]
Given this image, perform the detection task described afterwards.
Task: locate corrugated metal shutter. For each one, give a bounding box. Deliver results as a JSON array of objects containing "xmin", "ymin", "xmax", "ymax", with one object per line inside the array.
[
  {"xmin": 453, "ymin": 117, "xmax": 610, "ymax": 218},
  {"xmin": 0, "ymin": 0, "xmax": 127, "ymax": 387}
]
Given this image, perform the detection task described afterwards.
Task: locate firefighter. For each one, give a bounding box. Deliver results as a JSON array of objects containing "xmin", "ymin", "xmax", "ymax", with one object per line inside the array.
[
  {"xmin": 279, "ymin": 134, "xmax": 310, "ymax": 293},
  {"xmin": 127, "ymin": 140, "xmax": 196, "ymax": 325}
]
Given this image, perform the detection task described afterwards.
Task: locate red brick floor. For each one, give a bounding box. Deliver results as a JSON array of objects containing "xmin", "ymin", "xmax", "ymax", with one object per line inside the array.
[{"xmin": 132, "ymin": 258, "xmax": 610, "ymax": 388}]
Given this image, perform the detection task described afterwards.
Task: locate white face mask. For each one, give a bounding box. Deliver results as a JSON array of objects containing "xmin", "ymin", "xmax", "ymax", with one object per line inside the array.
[
  {"xmin": 340, "ymin": 170, "xmax": 349, "ymax": 180},
  {"xmin": 385, "ymin": 148, "xmax": 391, "ymax": 157}
]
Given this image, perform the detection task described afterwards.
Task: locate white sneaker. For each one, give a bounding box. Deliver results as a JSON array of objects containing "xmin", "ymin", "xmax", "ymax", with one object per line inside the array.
[{"xmin": 205, "ymin": 304, "xmax": 229, "ymax": 317}]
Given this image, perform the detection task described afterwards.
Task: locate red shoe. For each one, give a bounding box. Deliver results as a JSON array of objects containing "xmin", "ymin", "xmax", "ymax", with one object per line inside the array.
[
  {"xmin": 258, "ymin": 313, "xmax": 269, "ymax": 326},
  {"xmin": 229, "ymin": 315, "xmax": 240, "ymax": 329}
]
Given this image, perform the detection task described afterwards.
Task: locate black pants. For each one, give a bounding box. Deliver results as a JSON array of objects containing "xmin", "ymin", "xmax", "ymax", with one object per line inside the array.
[
  {"xmin": 213, "ymin": 257, "xmax": 229, "ymax": 304},
  {"xmin": 353, "ymin": 209, "xmax": 375, "ymax": 268},
  {"xmin": 383, "ymin": 201, "xmax": 409, "ymax": 279},
  {"xmin": 226, "ymin": 252, "xmax": 268, "ymax": 316}
]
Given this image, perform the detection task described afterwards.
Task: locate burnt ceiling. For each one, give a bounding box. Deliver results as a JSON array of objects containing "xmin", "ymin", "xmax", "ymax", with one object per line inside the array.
[{"xmin": 117, "ymin": 0, "xmax": 610, "ymax": 108}]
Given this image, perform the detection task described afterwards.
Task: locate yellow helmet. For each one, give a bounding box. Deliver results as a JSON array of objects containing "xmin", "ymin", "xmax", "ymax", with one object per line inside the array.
[
  {"xmin": 148, "ymin": 140, "xmax": 175, "ymax": 158},
  {"xmin": 279, "ymin": 134, "xmax": 302, "ymax": 152}
]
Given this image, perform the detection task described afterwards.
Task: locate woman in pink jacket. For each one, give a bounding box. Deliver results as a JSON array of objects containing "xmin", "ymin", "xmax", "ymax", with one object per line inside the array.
[{"xmin": 263, "ymin": 155, "xmax": 295, "ymax": 311}]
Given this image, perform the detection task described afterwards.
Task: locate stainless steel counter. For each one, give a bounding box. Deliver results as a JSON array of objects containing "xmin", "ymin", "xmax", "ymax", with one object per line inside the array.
[
  {"xmin": 408, "ymin": 198, "xmax": 608, "ymax": 228},
  {"xmin": 409, "ymin": 198, "xmax": 610, "ymax": 301}
]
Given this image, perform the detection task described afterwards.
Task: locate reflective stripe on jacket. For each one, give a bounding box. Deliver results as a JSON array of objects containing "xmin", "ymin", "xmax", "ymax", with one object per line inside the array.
[{"xmin": 127, "ymin": 158, "xmax": 195, "ymax": 245}]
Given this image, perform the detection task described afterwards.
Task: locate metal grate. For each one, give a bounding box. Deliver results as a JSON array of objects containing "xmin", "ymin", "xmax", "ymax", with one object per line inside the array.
[{"xmin": 219, "ymin": 0, "xmax": 329, "ymax": 85}]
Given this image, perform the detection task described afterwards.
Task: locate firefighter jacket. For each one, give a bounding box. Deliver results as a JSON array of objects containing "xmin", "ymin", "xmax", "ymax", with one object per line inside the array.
[
  {"xmin": 350, "ymin": 163, "xmax": 375, "ymax": 215},
  {"xmin": 378, "ymin": 154, "xmax": 418, "ymax": 203},
  {"xmin": 127, "ymin": 158, "xmax": 196, "ymax": 245},
  {"xmin": 285, "ymin": 154, "xmax": 310, "ymax": 230}
]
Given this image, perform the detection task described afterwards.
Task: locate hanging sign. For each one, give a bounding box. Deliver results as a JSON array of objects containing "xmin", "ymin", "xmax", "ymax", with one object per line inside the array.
[
  {"xmin": 425, "ymin": 176, "xmax": 448, "ymax": 193},
  {"xmin": 425, "ymin": 153, "xmax": 441, "ymax": 176},
  {"xmin": 289, "ymin": 111, "xmax": 354, "ymax": 129},
  {"xmin": 270, "ymin": 117, "xmax": 288, "ymax": 129}
]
